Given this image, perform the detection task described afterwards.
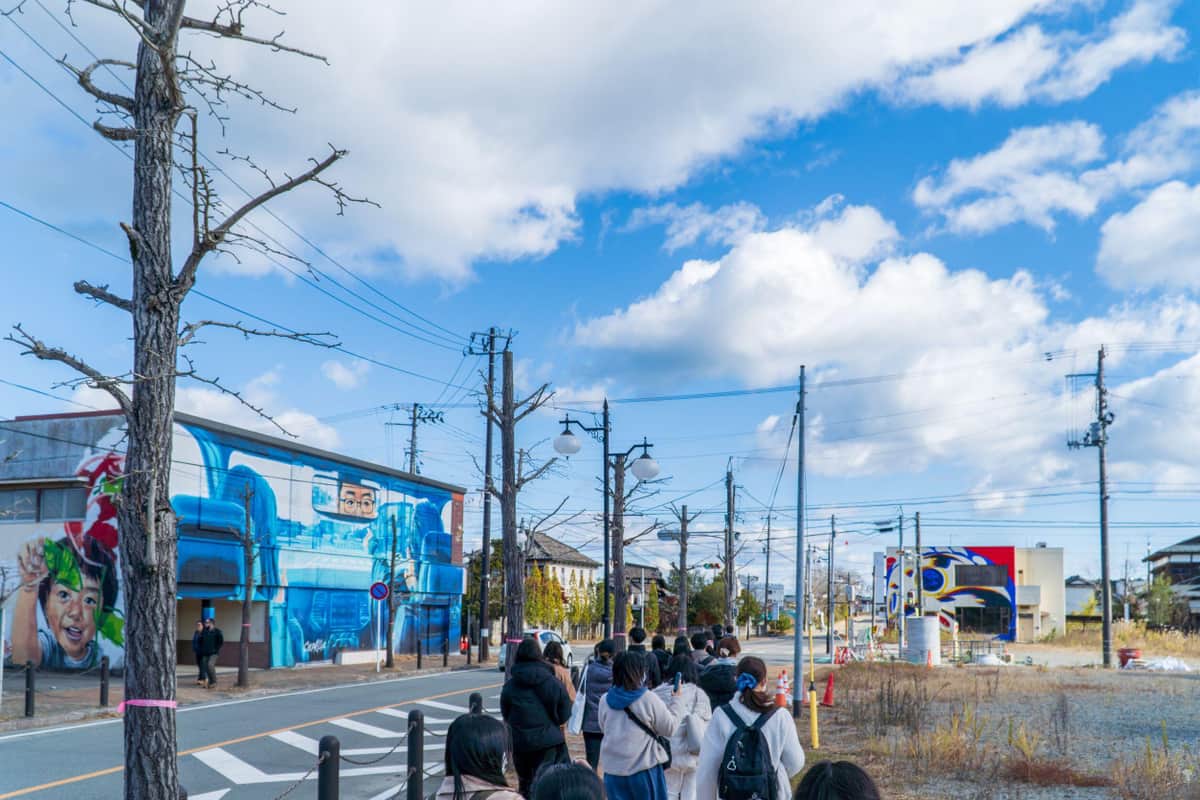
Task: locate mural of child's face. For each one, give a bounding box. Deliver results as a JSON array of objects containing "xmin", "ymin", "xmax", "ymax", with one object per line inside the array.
[
  {"xmin": 45, "ymin": 574, "xmax": 101, "ymax": 661},
  {"xmin": 338, "ymin": 484, "xmax": 377, "ymax": 519}
]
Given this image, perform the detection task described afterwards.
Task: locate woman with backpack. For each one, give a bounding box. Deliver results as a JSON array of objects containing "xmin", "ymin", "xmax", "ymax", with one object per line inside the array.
[
  {"xmin": 694, "ymin": 656, "xmax": 804, "ymax": 800},
  {"xmin": 500, "ymin": 638, "xmax": 572, "ymax": 797},
  {"xmin": 580, "ymin": 638, "xmax": 616, "ymax": 770},
  {"xmin": 697, "ymin": 636, "xmax": 741, "ymax": 708},
  {"xmin": 598, "ymin": 650, "xmax": 682, "ymax": 800},
  {"xmin": 434, "ymin": 714, "xmax": 523, "ymax": 800},
  {"xmin": 653, "ymin": 654, "xmax": 711, "ymax": 800}
]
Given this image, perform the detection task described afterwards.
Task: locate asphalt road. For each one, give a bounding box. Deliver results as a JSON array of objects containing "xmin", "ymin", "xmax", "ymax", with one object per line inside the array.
[{"xmin": 0, "ymin": 668, "xmax": 504, "ymax": 800}]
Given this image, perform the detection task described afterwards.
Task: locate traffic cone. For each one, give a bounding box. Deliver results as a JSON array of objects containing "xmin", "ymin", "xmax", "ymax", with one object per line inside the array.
[
  {"xmin": 775, "ymin": 670, "xmax": 789, "ymax": 708},
  {"xmin": 926, "ymin": 649, "xmax": 934, "ymax": 669},
  {"xmin": 820, "ymin": 672, "xmax": 835, "ymax": 707}
]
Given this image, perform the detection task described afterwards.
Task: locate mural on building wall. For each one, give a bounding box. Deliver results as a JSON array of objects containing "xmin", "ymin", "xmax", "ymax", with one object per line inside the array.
[
  {"xmin": 3, "ymin": 452, "xmax": 126, "ymax": 670},
  {"xmin": 885, "ymin": 545, "xmax": 1016, "ymax": 641},
  {"xmin": 2, "ymin": 414, "xmax": 464, "ymax": 670}
]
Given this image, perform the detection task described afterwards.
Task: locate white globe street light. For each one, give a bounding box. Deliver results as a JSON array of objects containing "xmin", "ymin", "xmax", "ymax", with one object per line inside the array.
[
  {"xmin": 553, "ymin": 428, "xmax": 582, "ymax": 455},
  {"xmin": 630, "ymin": 451, "xmax": 660, "ymax": 481}
]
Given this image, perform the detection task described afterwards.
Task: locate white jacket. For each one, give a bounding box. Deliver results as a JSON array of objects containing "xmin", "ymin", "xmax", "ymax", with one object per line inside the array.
[
  {"xmin": 598, "ymin": 689, "xmax": 681, "ymax": 776},
  {"xmin": 694, "ymin": 699, "xmax": 805, "ymax": 800},
  {"xmin": 652, "ymin": 681, "xmax": 712, "ymax": 772}
]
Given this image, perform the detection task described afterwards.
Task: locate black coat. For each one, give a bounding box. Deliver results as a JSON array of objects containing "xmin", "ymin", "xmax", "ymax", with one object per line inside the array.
[
  {"xmin": 652, "ymin": 648, "xmax": 671, "ymax": 676},
  {"xmin": 197, "ymin": 626, "xmax": 224, "ymax": 657},
  {"xmin": 501, "ymin": 660, "xmax": 571, "ymax": 752},
  {"xmin": 698, "ymin": 661, "xmax": 737, "ymax": 708}
]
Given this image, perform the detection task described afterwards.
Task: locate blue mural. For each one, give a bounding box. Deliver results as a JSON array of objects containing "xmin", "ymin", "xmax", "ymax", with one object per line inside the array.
[
  {"xmin": 885, "ymin": 545, "xmax": 1016, "ymax": 641},
  {"xmin": 171, "ymin": 421, "xmax": 465, "ymax": 666}
]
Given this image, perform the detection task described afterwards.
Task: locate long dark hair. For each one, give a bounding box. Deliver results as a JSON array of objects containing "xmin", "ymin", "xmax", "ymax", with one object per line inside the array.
[
  {"xmin": 544, "ymin": 640, "xmax": 567, "ymax": 668},
  {"xmin": 612, "ymin": 650, "xmax": 647, "ymax": 690},
  {"xmin": 736, "ymin": 656, "xmax": 775, "ymax": 713},
  {"xmin": 673, "ymin": 636, "xmax": 690, "ymax": 656},
  {"xmin": 532, "ymin": 763, "xmax": 606, "ymax": 800},
  {"xmin": 666, "ymin": 653, "xmax": 698, "ymax": 685},
  {"xmin": 445, "ymin": 714, "xmax": 509, "ymax": 800},
  {"xmin": 515, "ymin": 637, "xmax": 543, "ymax": 663},
  {"xmin": 793, "ymin": 760, "xmax": 881, "ymax": 800}
]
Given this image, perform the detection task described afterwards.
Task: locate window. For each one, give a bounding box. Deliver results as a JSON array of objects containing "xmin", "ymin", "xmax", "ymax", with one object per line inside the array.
[
  {"xmin": 956, "ymin": 564, "xmax": 1008, "ymax": 587},
  {"xmin": 0, "ymin": 489, "xmax": 36, "ymax": 522},
  {"xmin": 39, "ymin": 487, "xmax": 87, "ymax": 521}
]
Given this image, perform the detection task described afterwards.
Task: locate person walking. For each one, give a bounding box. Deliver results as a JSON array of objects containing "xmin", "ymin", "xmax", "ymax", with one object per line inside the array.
[
  {"xmin": 191, "ymin": 620, "xmax": 205, "ymax": 686},
  {"xmin": 434, "ymin": 713, "xmax": 523, "ymax": 800},
  {"xmin": 690, "ymin": 633, "xmax": 713, "ymax": 667},
  {"xmin": 598, "ymin": 650, "xmax": 681, "ymax": 800},
  {"xmin": 653, "ymin": 655, "xmax": 711, "ymax": 800},
  {"xmin": 500, "ymin": 638, "xmax": 572, "ymax": 796},
  {"xmin": 544, "ymin": 641, "xmax": 577, "ymax": 704},
  {"xmin": 581, "ymin": 638, "xmax": 615, "ymax": 771},
  {"xmin": 672, "ymin": 636, "xmax": 691, "ymax": 657},
  {"xmin": 651, "ymin": 635, "xmax": 672, "ymax": 676},
  {"xmin": 695, "ymin": 657, "xmax": 804, "ymax": 800},
  {"xmin": 697, "ymin": 636, "xmax": 740, "ymax": 708},
  {"xmin": 197, "ymin": 617, "xmax": 224, "ymax": 689},
  {"xmin": 628, "ymin": 627, "xmax": 661, "ymax": 686}
]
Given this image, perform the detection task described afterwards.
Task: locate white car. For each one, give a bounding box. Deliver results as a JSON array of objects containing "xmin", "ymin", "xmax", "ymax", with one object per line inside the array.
[{"xmin": 498, "ymin": 629, "xmax": 576, "ymax": 671}]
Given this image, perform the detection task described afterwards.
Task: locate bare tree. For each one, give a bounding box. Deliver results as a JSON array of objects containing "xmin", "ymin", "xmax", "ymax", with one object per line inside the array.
[
  {"xmin": 4, "ymin": 2, "xmax": 369, "ymax": 797},
  {"xmin": 482, "ymin": 349, "xmax": 556, "ymax": 665}
]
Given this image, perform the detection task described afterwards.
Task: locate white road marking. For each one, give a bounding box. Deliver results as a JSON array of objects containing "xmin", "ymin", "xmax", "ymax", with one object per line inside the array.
[
  {"xmin": 376, "ymin": 708, "xmax": 457, "ymax": 724},
  {"xmin": 330, "ymin": 717, "xmax": 405, "ymax": 738},
  {"xmin": 271, "ymin": 729, "xmax": 444, "ymax": 756},
  {"xmin": 416, "ymin": 699, "xmax": 500, "ymax": 715},
  {"xmin": 193, "ymin": 745, "xmax": 410, "ymax": 783},
  {"xmin": 270, "ymin": 731, "xmax": 320, "ymax": 755},
  {"xmin": 189, "ymin": 792, "xmax": 230, "ymax": 800}
]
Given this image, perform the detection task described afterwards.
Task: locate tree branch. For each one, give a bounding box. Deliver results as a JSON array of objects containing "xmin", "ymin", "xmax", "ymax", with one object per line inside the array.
[
  {"xmin": 178, "ymin": 319, "xmax": 338, "ymax": 349},
  {"xmin": 75, "ymin": 0, "xmax": 159, "ymax": 52},
  {"xmin": 6, "ymin": 324, "xmax": 131, "ymax": 415},
  {"xmin": 94, "ymin": 121, "xmax": 137, "ymax": 140},
  {"xmin": 74, "ymin": 280, "xmax": 133, "ymax": 313},
  {"xmin": 516, "ymin": 454, "xmax": 558, "ymax": 492},
  {"xmin": 176, "ymin": 354, "xmax": 293, "ymax": 437},
  {"xmin": 178, "ymin": 13, "xmax": 328, "ymax": 62},
  {"xmin": 514, "ymin": 383, "xmax": 553, "ymax": 423},
  {"xmin": 63, "ymin": 58, "xmax": 135, "ymax": 112}
]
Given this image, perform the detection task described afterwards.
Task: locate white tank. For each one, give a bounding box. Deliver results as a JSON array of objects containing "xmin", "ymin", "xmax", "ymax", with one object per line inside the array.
[{"xmin": 903, "ymin": 615, "xmax": 941, "ymax": 665}]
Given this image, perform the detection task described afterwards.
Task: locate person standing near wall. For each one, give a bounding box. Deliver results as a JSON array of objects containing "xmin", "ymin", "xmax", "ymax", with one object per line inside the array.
[
  {"xmin": 191, "ymin": 621, "xmax": 204, "ymax": 686},
  {"xmin": 501, "ymin": 638, "xmax": 572, "ymax": 796},
  {"xmin": 581, "ymin": 639, "xmax": 616, "ymax": 771},
  {"xmin": 198, "ymin": 618, "xmax": 224, "ymax": 689}
]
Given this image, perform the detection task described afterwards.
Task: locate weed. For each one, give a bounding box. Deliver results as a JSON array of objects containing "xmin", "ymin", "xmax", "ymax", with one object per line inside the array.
[{"xmin": 1109, "ymin": 726, "xmax": 1200, "ymax": 800}]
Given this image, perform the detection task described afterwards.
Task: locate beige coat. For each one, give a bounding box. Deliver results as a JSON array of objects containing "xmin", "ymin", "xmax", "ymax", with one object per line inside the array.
[
  {"xmin": 552, "ymin": 663, "xmax": 577, "ymax": 703},
  {"xmin": 434, "ymin": 774, "xmax": 522, "ymax": 800}
]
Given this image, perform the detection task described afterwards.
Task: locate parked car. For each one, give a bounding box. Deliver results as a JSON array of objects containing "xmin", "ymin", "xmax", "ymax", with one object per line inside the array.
[{"xmin": 497, "ymin": 629, "xmax": 575, "ymax": 671}]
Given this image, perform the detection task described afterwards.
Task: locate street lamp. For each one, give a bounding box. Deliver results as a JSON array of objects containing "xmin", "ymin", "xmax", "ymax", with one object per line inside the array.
[{"xmin": 553, "ymin": 401, "xmax": 658, "ymax": 640}]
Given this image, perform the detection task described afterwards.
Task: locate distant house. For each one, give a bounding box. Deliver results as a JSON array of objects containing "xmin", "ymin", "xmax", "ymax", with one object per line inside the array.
[
  {"xmin": 1146, "ymin": 535, "xmax": 1200, "ymax": 619},
  {"xmin": 524, "ymin": 531, "xmax": 599, "ymax": 590},
  {"xmin": 1065, "ymin": 575, "xmax": 1098, "ymax": 615}
]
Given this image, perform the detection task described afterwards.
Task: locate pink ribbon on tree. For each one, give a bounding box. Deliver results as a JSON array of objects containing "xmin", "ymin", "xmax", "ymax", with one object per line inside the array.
[{"xmin": 117, "ymin": 699, "xmax": 178, "ymax": 714}]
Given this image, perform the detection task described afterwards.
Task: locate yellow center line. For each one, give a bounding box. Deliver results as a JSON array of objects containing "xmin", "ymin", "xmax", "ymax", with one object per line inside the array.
[{"xmin": 0, "ymin": 680, "xmax": 504, "ymax": 799}]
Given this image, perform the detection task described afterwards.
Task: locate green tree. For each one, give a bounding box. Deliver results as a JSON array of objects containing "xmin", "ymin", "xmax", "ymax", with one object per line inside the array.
[
  {"xmin": 567, "ymin": 573, "xmax": 591, "ymax": 630},
  {"xmin": 1145, "ymin": 575, "xmax": 1188, "ymax": 627},
  {"xmin": 692, "ymin": 578, "xmax": 726, "ymax": 626},
  {"xmin": 736, "ymin": 589, "xmax": 762, "ymax": 628},
  {"xmin": 646, "ymin": 583, "xmax": 660, "ymax": 632},
  {"xmin": 525, "ymin": 566, "xmax": 548, "ymax": 627},
  {"xmin": 544, "ymin": 575, "xmax": 567, "ymax": 629},
  {"xmin": 464, "ymin": 541, "xmax": 505, "ymax": 628}
]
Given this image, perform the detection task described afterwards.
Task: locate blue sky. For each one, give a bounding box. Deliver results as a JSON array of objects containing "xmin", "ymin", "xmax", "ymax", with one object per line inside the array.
[{"xmin": 4, "ymin": 0, "xmax": 1200, "ymax": 583}]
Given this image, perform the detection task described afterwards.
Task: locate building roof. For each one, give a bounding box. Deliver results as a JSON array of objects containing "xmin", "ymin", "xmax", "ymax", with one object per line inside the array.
[
  {"xmin": 525, "ymin": 532, "xmax": 599, "ymax": 567},
  {"xmin": 1146, "ymin": 534, "xmax": 1200, "ymax": 562}
]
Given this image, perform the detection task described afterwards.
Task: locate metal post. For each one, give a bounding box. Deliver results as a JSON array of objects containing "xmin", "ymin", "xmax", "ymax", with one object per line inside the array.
[
  {"xmin": 407, "ymin": 710, "xmax": 425, "ymax": 800},
  {"xmin": 898, "ymin": 512, "xmax": 906, "ymax": 653},
  {"xmin": 416, "ymin": 614, "xmax": 423, "ymax": 670},
  {"xmin": 1097, "ymin": 347, "xmax": 1113, "ymax": 669},
  {"xmin": 640, "ymin": 567, "xmax": 646, "ymax": 629},
  {"xmin": 318, "ymin": 735, "xmax": 340, "ymax": 800},
  {"xmin": 469, "ymin": 692, "xmax": 483, "ymax": 714},
  {"xmin": 827, "ymin": 516, "xmax": 835, "ymax": 656},
  {"xmin": 792, "ymin": 367, "xmax": 806, "ymax": 718},
  {"xmin": 478, "ymin": 328, "xmax": 497, "ymax": 663},
  {"xmin": 612, "ymin": 453, "xmax": 627, "ymax": 650},
  {"xmin": 725, "ymin": 469, "xmax": 735, "ymax": 628},
  {"xmin": 678, "ymin": 505, "xmax": 690, "ymax": 634},
  {"xmin": 602, "ymin": 399, "xmax": 612, "ymax": 640},
  {"xmin": 387, "ymin": 515, "xmax": 398, "ymax": 669},
  {"xmin": 443, "ymin": 630, "xmax": 449, "ymax": 668},
  {"xmin": 24, "ymin": 661, "xmax": 34, "ymax": 717},
  {"xmin": 466, "ymin": 608, "xmax": 472, "ymax": 666},
  {"xmin": 764, "ymin": 514, "xmax": 771, "ymax": 636},
  {"xmin": 915, "ymin": 511, "xmax": 923, "ymax": 616},
  {"xmin": 99, "ymin": 655, "xmax": 110, "ymax": 707}
]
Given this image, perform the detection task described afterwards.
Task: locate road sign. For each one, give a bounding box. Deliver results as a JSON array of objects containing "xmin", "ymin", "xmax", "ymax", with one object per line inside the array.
[
  {"xmin": 369, "ymin": 581, "xmax": 389, "ymax": 600},
  {"xmin": 657, "ymin": 529, "xmax": 681, "ymax": 541}
]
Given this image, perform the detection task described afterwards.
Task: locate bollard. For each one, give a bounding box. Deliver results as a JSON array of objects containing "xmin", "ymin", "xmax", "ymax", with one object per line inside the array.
[
  {"xmin": 99, "ymin": 656, "xmax": 110, "ymax": 708},
  {"xmin": 442, "ymin": 637, "xmax": 448, "ymax": 668},
  {"xmin": 406, "ymin": 710, "xmax": 424, "ymax": 800},
  {"xmin": 417, "ymin": 639, "xmax": 422, "ymax": 671},
  {"xmin": 467, "ymin": 640, "xmax": 472, "ymax": 666},
  {"xmin": 24, "ymin": 661, "xmax": 34, "ymax": 718},
  {"xmin": 318, "ymin": 735, "xmax": 340, "ymax": 800},
  {"xmin": 469, "ymin": 692, "xmax": 483, "ymax": 714}
]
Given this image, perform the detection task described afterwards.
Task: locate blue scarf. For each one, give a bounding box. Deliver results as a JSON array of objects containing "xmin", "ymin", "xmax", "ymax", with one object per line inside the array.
[{"xmin": 606, "ymin": 686, "xmax": 646, "ymax": 710}]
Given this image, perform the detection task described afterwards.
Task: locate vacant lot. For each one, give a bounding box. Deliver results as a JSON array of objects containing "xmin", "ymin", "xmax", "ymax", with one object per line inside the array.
[{"xmin": 800, "ymin": 661, "xmax": 1200, "ymax": 800}]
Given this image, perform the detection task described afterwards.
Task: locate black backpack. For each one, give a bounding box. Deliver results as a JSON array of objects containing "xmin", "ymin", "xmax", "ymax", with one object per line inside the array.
[{"xmin": 717, "ymin": 704, "xmax": 778, "ymax": 800}]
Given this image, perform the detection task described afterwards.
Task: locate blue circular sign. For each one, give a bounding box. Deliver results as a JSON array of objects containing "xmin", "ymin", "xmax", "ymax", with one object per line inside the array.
[{"xmin": 369, "ymin": 581, "xmax": 389, "ymax": 600}]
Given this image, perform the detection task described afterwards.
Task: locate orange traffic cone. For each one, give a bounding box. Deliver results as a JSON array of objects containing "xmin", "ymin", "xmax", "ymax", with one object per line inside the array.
[
  {"xmin": 820, "ymin": 672, "xmax": 835, "ymax": 707},
  {"xmin": 926, "ymin": 649, "xmax": 934, "ymax": 669},
  {"xmin": 775, "ymin": 670, "xmax": 789, "ymax": 708}
]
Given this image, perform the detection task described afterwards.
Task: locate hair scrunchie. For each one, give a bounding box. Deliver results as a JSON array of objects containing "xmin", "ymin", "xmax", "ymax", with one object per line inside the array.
[{"xmin": 736, "ymin": 672, "xmax": 758, "ymax": 691}]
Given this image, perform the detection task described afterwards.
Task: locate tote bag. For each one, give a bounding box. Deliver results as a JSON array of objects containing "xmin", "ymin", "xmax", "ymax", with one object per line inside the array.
[{"xmin": 567, "ymin": 663, "xmax": 588, "ymax": 735}]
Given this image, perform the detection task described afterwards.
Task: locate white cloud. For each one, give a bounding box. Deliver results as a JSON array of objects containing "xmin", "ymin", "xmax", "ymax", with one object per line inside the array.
[
  {"xmin": 321, "ymin": 358, "xmax": 371, "ymax": 390},
  {"xmin": 914, "ymin": 90, "xmax": 1200, "ymax": 235},
  {"xmin": 899, "ymin": 0, "xmax": 1185, "ymax": 109},
  {"xmin": 5, "ymin": 0, "xmax": 1165, "ymax": 283},
  {"xmin": 1098, "ymin": 181, "xmax": 1200, "ymax": 289},
  {"xmin": 625, "ymin": 202, "xmax": 766, "ymax": 252}
]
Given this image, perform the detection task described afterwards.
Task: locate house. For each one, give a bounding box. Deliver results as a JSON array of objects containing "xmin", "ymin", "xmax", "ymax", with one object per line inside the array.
[
  {"xmin": 524, "ymin": 531, "xmax": 599, "ymax": 591},
  {"xmin": 1065, "ymin": 575, "xmax": 1098, "ymax": 615},
  {"xmin": 1146, "ymin": 535, "xmax": 1200, "ymax": 619},
  {"xmin": 0, "ymin": 410, "xmax": 466, "ymax": 672}
]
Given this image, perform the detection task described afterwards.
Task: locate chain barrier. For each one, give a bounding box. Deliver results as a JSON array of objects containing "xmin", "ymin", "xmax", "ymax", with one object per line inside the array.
[
  {"xmin": 338, "ymin": 730, "xmax": 410, "ymax": 766},
  {"xmin": 269, "ymin": 750, "xmax": 326, "ymax": 800}
]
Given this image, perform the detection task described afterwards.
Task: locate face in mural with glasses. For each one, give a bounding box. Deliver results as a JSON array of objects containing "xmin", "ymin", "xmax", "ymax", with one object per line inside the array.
[{"xmin": 338, "ymin": 483, "xmax": 378, "ymax": 520}]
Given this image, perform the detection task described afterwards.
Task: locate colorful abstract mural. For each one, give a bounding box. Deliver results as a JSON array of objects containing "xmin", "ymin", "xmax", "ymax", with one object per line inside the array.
[{"xmin": 885, "ymin": 545, "xmax": 1016, "ymax": 641}]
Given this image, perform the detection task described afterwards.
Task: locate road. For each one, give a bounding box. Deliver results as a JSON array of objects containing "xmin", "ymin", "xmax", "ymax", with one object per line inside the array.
[{"xmin": 0, "ymin": 668, "xmax": 503, "ymax": 800}]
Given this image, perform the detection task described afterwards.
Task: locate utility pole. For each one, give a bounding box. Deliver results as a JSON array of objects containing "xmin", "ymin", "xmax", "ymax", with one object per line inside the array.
[
  {"xmin": 386, "ymin": 515, "xmax": 399, "ymax": 668},
  {"xmin": 468, "ymin": 329, "xmax": 503, "ymax": 662},
  {"xmin": 238, "ymin": 485, "xmax": 255, "ymax": 689},
  {"xmin": 764, "ymin": 514, "xmax": 772, "ymax": 632},
  {"xmin": 404, "ymin": 403, "xmax": 445, "ymax": 475},
  {"xmin": 915, "ymin": 511, "xmax": 923, "ymax": 615},
  {"xmin": 673, "ymin": 504, "xmax": 697, "ymax": 634},
  {"xmin": 826, "ymin": 515, "xmax": 835, "ymax": 656},
  {"xmin": 1068, "ymin": 346, "xmax": 1114, "ymax": 668},
  {"xmin": 792, "ymin": 366, "xmax": 806, "ymax": 718},
  {"xmin": 898, "ymin": 511, "xmax": 906, "ymax": 652},
  {"xmin": 725, "ymin": 468, "xmax": 736, "ymax": 629},
  {"xmin": 613, "ymin": 453, "xmax": 628, "ymax": 649},
  {"xmin": 640, "ymin": 567, "xmax": 646, "ymax": 629}
]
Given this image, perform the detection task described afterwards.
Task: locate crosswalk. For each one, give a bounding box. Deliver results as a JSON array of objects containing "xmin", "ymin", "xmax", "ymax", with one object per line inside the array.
[{"xmin": 186, "ymin": 693, "xmax": 497, "ymax": 798}]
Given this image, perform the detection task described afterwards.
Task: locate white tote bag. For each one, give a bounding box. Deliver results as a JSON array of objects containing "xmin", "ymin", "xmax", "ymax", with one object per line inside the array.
[{"xmin": 567, "ymin": 663, "xmax": 589, "ymax": 735}]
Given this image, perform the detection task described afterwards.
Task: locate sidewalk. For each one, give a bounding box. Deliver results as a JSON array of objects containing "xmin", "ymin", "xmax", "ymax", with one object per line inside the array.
[{"xmin": 0, "ymin": 651, "xmax": 483, "ymax": 732}]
